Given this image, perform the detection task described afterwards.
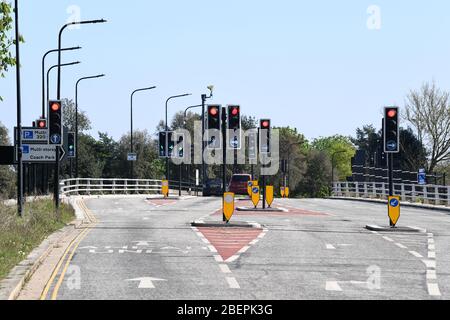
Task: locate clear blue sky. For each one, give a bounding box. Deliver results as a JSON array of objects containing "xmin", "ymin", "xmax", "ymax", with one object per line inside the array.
[{"xmin": 1, "ymin": 0, "xmax": 450, "ymax": 142}]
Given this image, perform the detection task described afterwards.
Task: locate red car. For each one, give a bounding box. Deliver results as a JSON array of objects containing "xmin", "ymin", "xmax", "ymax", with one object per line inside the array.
[{"xmin": 228, "ymin": 174, "xmax": 252, "ymax": 195}]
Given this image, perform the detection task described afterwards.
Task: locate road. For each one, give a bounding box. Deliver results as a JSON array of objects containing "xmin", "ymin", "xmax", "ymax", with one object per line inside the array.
[{"xmin": 39, "ymin": 196, "xmax": 450, "ymax": 300}]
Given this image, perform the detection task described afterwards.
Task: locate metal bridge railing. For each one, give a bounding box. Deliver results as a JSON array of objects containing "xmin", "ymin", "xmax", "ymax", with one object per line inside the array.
[
  {"xmin": 332, "ymin": 182, "xmax": 450, "ymax": 207},
  {"xmin": 60, "ymin": 178, "xmax": 202, "ymax": 196}
]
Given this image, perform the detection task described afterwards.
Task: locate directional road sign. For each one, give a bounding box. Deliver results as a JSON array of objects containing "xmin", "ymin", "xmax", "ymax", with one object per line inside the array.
[
  {"xmin": 21, "ymin": 144, "xmax": 65, "ymax": 163},
  {"xmin": 127, "ymin": 153, "xmax": 137, "ymax": 162},
  {"xmin": 15, "ymin": 127, "xmax": 49, "ymax": 144}
]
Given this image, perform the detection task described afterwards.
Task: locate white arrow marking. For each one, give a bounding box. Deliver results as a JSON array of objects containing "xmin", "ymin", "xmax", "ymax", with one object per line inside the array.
[{"xmin": 126, "ymin": 277, "xmax": 167, "ymax": 289}]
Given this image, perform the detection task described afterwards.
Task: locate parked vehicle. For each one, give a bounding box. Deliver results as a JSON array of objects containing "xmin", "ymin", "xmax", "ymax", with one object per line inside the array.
[{"xmin": 228, "ymin": 174, "xmax": 252, "ymax": 195}]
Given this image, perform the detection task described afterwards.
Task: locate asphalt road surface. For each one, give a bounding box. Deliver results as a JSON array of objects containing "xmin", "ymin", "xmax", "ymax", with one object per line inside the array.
[{"xmin": 42, "ymin": 196, "xmax": 450, "ymax": 300}]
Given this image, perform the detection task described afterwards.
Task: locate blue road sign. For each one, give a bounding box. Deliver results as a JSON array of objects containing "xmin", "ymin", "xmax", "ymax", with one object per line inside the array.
[
  {"xmin": 23, "ymin": 131, "xmax": 34, "ymax": 140},
  {"xmin": 252, "ymin": 187, "xmax": 259, "ymax": 194},
  {"xmin": 418, "ymin": 169, "xmax": 426, "ymax": 185},
  {"xmin": 50, "ymin": 134, "xmax": 61, "ymax": 145},
  {"xmin": 386, "ymin": 140, "xmax": 398, "ymax": 152},
  {"xmin": 22, "ymin": 145, "xmax": 30, "ymax": 154},
  {"xmin": 389, "ymin": 198, "xmax": 399, "ymax": 208}
]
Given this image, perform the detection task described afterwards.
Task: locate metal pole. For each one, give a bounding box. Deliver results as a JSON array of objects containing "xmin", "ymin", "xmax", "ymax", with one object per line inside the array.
[
  {"xmin": 14, "ymin": 0, "xmax": 23, "ymax": 216},
  {"xmin": 388, "ymin": 153, "xmax": 394, "ymax": 197},
  {"xmin": 222, "ymin": 107, "xmax": 227, "ymax": 222},
  {"xmin": 201, "ymin": 95, "xmax": 207, "ymax": 194}
]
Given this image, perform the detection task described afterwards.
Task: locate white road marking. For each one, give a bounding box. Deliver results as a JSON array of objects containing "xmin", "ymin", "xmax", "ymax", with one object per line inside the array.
[
  {"xmin": 428, "ymin": 239, "xmax": 435, "ymax": 245},
  {"xmin": 427, "ymin": 270, "xmax": 437, "ymax": 280},
  {"xmin": 249, "ymin": 239, "xmax": 259, "ymax": 245},
  {"xmin": 238, "ymin": 246, "xmax": 250, "ymax": 254},
  {"xmin": 208, "ymin": 245, "xmax": 217, "ymax": 253},
  {"xmin": 219, "ymin": 264, "xmax": 231, "ymax": 274},
  {"xmin": 226, "ymin": 277, "xmax": 240, "ymax": 289},
  {"xmin": 395, "ymin": 243, "xmax": 407, "ymax": 249},
  {"xmin": 370, "ymin": 231, "xmax": 379, "ymax": 235},
  {"xmin": 225, "ymin": 255, "xmax": 240, "ymax": 263},
  {"xmin": 428, "ymin": 251, "xmax": 436, "ymax": 259},
  {"xmin": 382, "ymin": 236, "xmax": 394, "ymax": 242},
  {"xmin": 409, "ymin": 251, "xmax": 423, "ymax": 258},
  {"xmin": 326, "ymin": 244, "xmax": 336, "ymax": 250},
  {"xmin": 126, "ymin": 277, "xmax": 167, "ymax": 289},
  {"xmin": 201, "ymin": 237, "xmax": 210, "ymax": 244},
  {"xmin": 428, "ymin": 244, "xmax": 435, "ymax": 251},
  {"xmin": 422, "ymin": 260, "xmax": 436, "ymax": 269},
  {"xmin": 427, "ymin": 283, "xmax": 441, "ymax": 296},
  {"xmin": 325, "ymin": 281, "xmax": 342, "ymax": 292},
  {"xmin": 214, "ymin": 255, "xmax": 223, "ymax": 262}
]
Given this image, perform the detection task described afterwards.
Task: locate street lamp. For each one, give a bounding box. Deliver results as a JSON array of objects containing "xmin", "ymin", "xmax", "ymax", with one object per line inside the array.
[
  {"xmin": 130, "ymin": 86, "xmax": 157, "ymax": 179},
  {"xmin": 184, "ymin": 104, "xmax": 202, "ymax": 125},
  {"xmin": 74, "ymin": 74, "xmax": 105, "ymax": 178},
  {"xmin": 41, "ymin": 46, "xmax": 81, "ymax": 118},
  {"xmin": 165, "ymin": 93, "xmax": 192, "ymax": 182},
  {"xmin": 56, "ymin": 19, "xmax": 107, "ymax": 100},
  {"xmin": 46, "ymin": 62, "xmax": 81, "ymax": 106}
]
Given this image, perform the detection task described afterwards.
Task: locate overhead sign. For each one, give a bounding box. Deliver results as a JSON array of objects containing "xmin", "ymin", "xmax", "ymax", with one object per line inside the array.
[
  {"xmin": 21, "ymin": 144, "xmax": 65, "ymax": 163},
  {"xmin": 418, "ymin": 169, "xmax": 426, "ymax": 185},
  {"xmin": 266, "ymin": 186, "xmax": 274, "ymax": 208},
  {"xmin": 251, "ymin": 186, "xmax": 260, "ymax": 208},
  {"xmin": 223, "ymin": 192, "xmax": 235, "ymax": 222},
  {"xmin": 388, "ymin": 196, "xmax": 401, "ymax": 226},
  {"xmin": 162, "ymin": 180, "xmax": 169, "ymax": 198},
  {"xmin": 127, "ymin": 153, "xmax": 137, "ymax": 162}
]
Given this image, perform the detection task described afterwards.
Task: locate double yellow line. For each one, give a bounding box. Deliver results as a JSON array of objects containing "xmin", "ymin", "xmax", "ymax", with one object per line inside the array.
[{"xmin": 40, "ymin": 200, "xmax": 98, "ymax": 300}]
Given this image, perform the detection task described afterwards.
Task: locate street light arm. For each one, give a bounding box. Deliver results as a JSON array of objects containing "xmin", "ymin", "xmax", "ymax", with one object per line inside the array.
[
  {"xmin": 184, "ymin": 104, "xmax": 203, "ymax": 121},
  {"xmin": 165, "ymin": 93, "xmax": 192, "ymax": 130}
]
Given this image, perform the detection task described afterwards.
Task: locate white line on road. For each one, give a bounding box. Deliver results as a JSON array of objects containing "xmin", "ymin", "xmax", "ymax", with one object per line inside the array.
[
  {"xmin": 226, "ymin": 277, "xmax": 240, "ymax": 289},
  {"xmin": 326, "ymin": 244, "xmax": 336, "ymax": 250},
  {"xmin": 428, "ymin": 239, "xmax": 435, "ymax": 245},
  {"xmin": 325, "ymin": 281, "xmax": 342, "ymax": 292},
  {"xmin": 428, "ymin": 251, "xmax": 436, "ymax": 259},
  {"xmin": 409, "ymin": 251, "xmax": 423, "ymax": 258},
  {"xmin": 238, "ymin": 246, "xmax": 250, "ymax": 254},
  {"xmin": 428, "ymin": 244, "xmax": 435, "ymax": 251},
  {"xmin": 427, "ymin": 283, "xmax": 441, "ymax": 296},
  {"xmin": 427, "ymin": 270, "xmax": 437, "ymax": 280},
  {"xmin": 208, "ymin": 245, "xmax": 217, "ymax": 253},
  {"xmin": 225, "ymin": 255, "xmax": 240, "ymax": 263},
  {"xmin": 422, "ymin": 260, "xmax": 436, "ymax": 269},
  {"xmin": 395, "ymin": 243, "xmax": 407, "ymax": 249},
  {"xmin": 214, "ymin": 255, "xmax": 223, "ymax": 262},
  {"xmin": 219, "ymin": 264, "xmax": 231, "ymax": 274},
  {"xmin": 382, "ymin": 236, "xmax": 394, "ymax": 242}
]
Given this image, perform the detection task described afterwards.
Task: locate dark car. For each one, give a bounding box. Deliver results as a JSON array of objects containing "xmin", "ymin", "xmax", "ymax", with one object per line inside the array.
[
  {"xmin": 228, "ymin": 174, "xmax": 252, "ymax": 195},
  {"xmin": 203, "ymin": 179, "xmax": 223, "ymax": 196}
]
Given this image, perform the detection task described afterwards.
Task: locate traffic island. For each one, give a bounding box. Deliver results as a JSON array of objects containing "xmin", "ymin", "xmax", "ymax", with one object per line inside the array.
[
  {"xmin": 365, "ymin": 224, "xmax": 426, "ymax": 233},
  {"xmin": 236, "ymin": 207, "xmax": 287, "ymax": 213},
  {"xmin": 191, "ymin": 220, "xmax": 261, "ymax": 229}
]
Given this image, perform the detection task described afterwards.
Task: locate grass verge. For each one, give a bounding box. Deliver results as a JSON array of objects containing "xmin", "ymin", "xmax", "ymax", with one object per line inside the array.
[{"xmin": 0, "ymin": 200, "xmax": 75, "ymax": 281}]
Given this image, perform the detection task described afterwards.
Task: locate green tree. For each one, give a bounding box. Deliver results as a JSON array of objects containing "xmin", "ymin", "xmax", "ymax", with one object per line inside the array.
[
  {"xmin": 299, "ymin": 150, "xmax": 332, "ymax": 198},
  {"xmin": 0, "ymin": 1, "xmax": 24, "ymax": 101},
  {"xmin": 312, "ymin": 135, "xmax": 356, "ymax": 180}
]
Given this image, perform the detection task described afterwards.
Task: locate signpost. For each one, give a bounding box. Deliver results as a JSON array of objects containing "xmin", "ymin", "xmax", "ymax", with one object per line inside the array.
[
  {"xmin": 251, "ymin": 186, "xmax": 260, "ymax": 208},
  {"xmin": 266, "ymin": 186, "xmax": 274, "ymax": 208},
  {"xmin": 285, "ymin": 187, "xmax": 290, "ymax": 198},
  {"xmin": 281, "ymin": 187, "xmax": 285, "ymax": 198},
  {"xmin": 418, "ymin": 169, "xmax": 427, "ymax": 185},
  {"xmin": 162, "ymin": 180, "xmax": 169, "ymax": 198},
  {"xmin": 127, "ymin": 153, "xmax": 137, "ymax": 162},
  {"xmin": 21, "ymin": 144, "xmax": 65, "ymax": 163},
  {"xmin": 388, "ymin": 196, "xmax": 401, "ymax": 227},
  {"xmin": 223, "ymin": 192, "xmax": 235, "ymax": 222}
]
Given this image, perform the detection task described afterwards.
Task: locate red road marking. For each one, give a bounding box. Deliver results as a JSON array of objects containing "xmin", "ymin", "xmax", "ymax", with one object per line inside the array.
[
  {"xmin": 197, "ymin": 227, "xmax": 263, "ymax": 261},
  {"xmin": 146, "ymin": 199, "xmax": 178, "ymax": 207}
]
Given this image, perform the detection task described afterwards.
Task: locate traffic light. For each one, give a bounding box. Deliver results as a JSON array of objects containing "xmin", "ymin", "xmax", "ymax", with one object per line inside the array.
[
  {"xmin": 167, "ymin": 131, "xmax": 175, "ymax": 158},
  {"xmin": 207, "ymin": 105, "xmax": 221, "ymax": 149},
  {"xmin": 384, "ymin": 107, "xmax": 399, "ymax": 153},
  {"xmin": 228, "ymin": 105, "xmax": 241, "ymax": 130},
  {"xmin": 68, "ymin": 132, "xmax": 76, "ymax": 158},
  {"xmin": 36, "ymin": 119, "xmax": 47, "ymax": 129},
  {"xmin": 207, "ymin": 105, "xmax": 221, "ymax": 130},
  {"xmin": 48, "ymin": 100, "xmax": 63, "ymax": 145},
  {"xmin": 159, "ymin": 132, "xmax": 167, "ymax": 158},
  {"xmin": 260, "ymin": 119, "xmax": 271, "ymax": 153},
  {"xmin": 228, "ymin": 105, "xmax": 241, "ymax": 149}
]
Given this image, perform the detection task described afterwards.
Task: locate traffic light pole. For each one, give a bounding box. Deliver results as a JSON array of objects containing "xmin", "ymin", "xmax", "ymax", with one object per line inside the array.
[
  {"xmin": 388, "ymin": 153, "xmax": 394, "ymax": 197},
  {"xmin": 14, "ymin": 0, "xmax": 23, "ymax": 217}
]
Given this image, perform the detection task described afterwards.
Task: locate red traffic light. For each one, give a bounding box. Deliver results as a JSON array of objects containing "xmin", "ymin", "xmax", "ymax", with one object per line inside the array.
[
  {"xmin": 51, "ymin": 102, "xmax": 61, "ymax": 112},
  {"xmin": 231, "ymin": 107, "xmax": 239, "ymax": 116},
  {"xmin": 387, "ymin": 109, "xmax": 397, "ymax": 118},
  {"xmin": 261, "ymin": 120, "xmax": 270, "ymax": 128},
  {"xmin": 37, "ymin": 120, "xmax": 46, "ymax": 128},
  {"xmin": 209, "ymin": 107, "xmax": 219, "ymax": 116}
]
